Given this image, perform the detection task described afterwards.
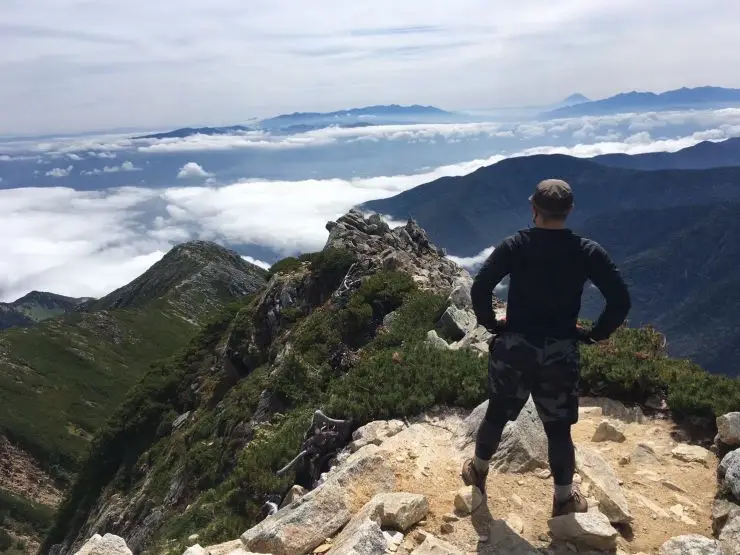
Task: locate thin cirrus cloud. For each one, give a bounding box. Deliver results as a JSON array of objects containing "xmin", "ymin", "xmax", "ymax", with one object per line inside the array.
[{"xmin": 0, "ymin": 126, "xmax": 731, "ymax": 302}]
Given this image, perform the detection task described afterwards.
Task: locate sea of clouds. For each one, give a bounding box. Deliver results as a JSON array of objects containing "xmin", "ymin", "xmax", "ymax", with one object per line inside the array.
[{"xmin": 2, "ymin": 107, "xmax": 740, "ymax": 302}]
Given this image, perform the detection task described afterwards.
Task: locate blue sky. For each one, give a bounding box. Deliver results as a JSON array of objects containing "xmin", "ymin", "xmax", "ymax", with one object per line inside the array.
[{"xmin": 3, "ymin": 0, "xmax": 740, "ymax": 135}]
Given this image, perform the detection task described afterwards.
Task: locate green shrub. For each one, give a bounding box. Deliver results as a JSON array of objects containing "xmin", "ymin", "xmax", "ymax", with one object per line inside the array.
[
  {"xmin": 0, "ymin": 489, "xmax": 54, "ymax": 533},
  {"xmin": 266, "ymin": 257, "xmax": 302, "ymax": 278},
  {"xmin": 0, "ymin": 529, "xmax": 11, "ymax": 552}
]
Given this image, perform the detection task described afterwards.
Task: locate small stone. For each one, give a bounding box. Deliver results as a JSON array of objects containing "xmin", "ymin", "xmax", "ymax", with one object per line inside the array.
[
  {"xmin": 535, "ymin": 468, "xmax": 552, "ymax": 479},
  {"xmin": 671, "ymin": 444, "xmax": 712, "ymax": 466},
  {"xmin": 511, "ymin": 493, "xmax": 524, "ymax": 508},
  {"xmin": 592, "ymin": 419, "xmax": 627, "ymax": 443},
  {"xmin": 661, "ymin": 480, "xmax": 687, "ymax": 493},
  {"xmin": 573, "ymin": 473, "xmax": 582, "ymax": 484},
  {"xmin": 442, "ymin": 514, "xmax": 459, "ymax": 522},
  {"xmin": 313, "ymin": 544, "xmax": 332, "ymax": 554},
  {"xmin": 517, "ymin": 480, "xmax": 525, "ymax": 486},
  {"xmin": 454, "ymin": 486, "xmax": 483, "ymax": 515},
  {"xmin": 633, "ymin": 442, "xmax": 662, "ymax": 464},
  {"xmin": 506, "ymin": 513, "xmax": 525, "ymax": 534},
  {"xmin": 579, "ymin": 406, "xmax": 604, "ymax": 418},
  {"xmin": 440, "ymin": 522, "xmax": 454, "ymax": 534},
  {"xmin": 618, "ymin": 455, "xmax": 631, "ymax": 466}
]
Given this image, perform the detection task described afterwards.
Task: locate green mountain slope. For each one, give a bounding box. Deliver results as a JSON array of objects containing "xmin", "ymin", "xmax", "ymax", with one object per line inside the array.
[
  {"xmin": 0, "ymin": 241, "xmax": 266, "ymax": 551},
  {"xmin": 0, "ymin": 292, "xmax": 90, "ymax": 331}
]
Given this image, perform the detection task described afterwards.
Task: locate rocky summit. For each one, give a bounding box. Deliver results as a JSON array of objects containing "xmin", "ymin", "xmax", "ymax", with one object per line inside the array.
[{"xmin": 18, "ymin": 211, "xmax": 740, "ymax": 555}]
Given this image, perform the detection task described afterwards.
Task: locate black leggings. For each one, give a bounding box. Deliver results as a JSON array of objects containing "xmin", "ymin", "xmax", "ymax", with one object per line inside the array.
[{"xmin": 474, "ymin": 404, "xmax": 575, "ymax": 486}]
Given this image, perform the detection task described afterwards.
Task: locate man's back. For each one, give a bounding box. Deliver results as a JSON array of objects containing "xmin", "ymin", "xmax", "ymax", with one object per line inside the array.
[{"xmin": 471, "ymin": 227, "xmax": 631, "ymax": 341}]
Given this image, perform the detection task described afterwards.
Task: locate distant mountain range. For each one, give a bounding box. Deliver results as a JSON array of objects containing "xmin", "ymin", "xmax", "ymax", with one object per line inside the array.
[
  {"xmin": 540, "ymin": 86, "xmax": 740, "ymax": 119},
  {"xmin": 361, "ymin": 136, "xmax": 740, "ymax": 375},
  {"xmin": 136, "ymin": 104, "xmax": 465, "ymax": 140},
  {"xmin": 0, "ymin": 291, "xmax": 90, "ymax": 330}
]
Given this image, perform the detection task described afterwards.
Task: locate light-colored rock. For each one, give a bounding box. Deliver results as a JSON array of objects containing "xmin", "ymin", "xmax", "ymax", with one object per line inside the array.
[
  {"xmin": 280, "ymin": 485, "xmax": 308, "ymax": 508},
  {"xmin": 662, "ymin": 479, "xmax": 687, "ymax": 493},
  {"xmin": 719, "ymin": 512, "xmax": 740, "ymax": 554},
  {"xmin": 451, "ymin": 325, "xmax": 492, "ymax": 351},
  {"xmin": 575, "ymin": 445, "xmax": 632, "ymax": 523},
  {"xmin": 548, "ymin": 512, "xmax": 618, "ymax": 550},
  {"xmin": 184, "ymin": 546, "xmax": 206, "ymax": 555},
  {"xmin": 592, "ymin": 420, "xmax": 626, "ymax": 443},
  {"xmin": 672, "ymin": 444, "xmax": 712, "ymax": 466},
  {"xmin": 658, "ymin": 534, "xmax": 723, "ymax": 555},
  {"xmin": 455, "ymin": 396, "xmax": 548, "ymax": 473},
  {"xmin": 506, "ymin": 513, "xmax": 525, "ymax": 534},
  {"xmin": 188, "ymin": 534, "xmax": 201, "ymax": 544},
  {"xmin": 719, "ymin": 449, "xmax": 740, "ymax": 500},
  {"xmin": 437, "ymin": 306, "xmax": 476, "ymax": 341},
  {"xmin": 580, "ymin": 397, "xmax": 645, "ymax": 423},
  {"xmin": 448, "ymin": 279, "xmax": 473, "ymax": 309},
  {"xmin": 511, "ymin": 493, "xmax": 524, "ymax": 509},
  {"xmin": 371, "ymin": 492, "xmax": 430, "ymax": 531},
  {"xmin": 384, "ymin": 531, "xmax": 404, "ymax": 547},
  {"xmin": 350, "ymin": 420, "xmax": 405, "ymax": 452},
  {"xmin": 74, "ymin": 534, "xmax": 133, "ymax": 555},
  {"xmin": 631, "ymin": 492, "xmax": 671, "ymax": 519},
  {"xmin": 241, "ymin": 447, "xmax": 395, "ymax": 555},
  {"xmin": 454, "ymin": 486, "xmax": 483, "ymax": 515},
  {"xmin": 203, "ymin": 539, "xmax": 244, "ymax": 555},
  {"xmin": 579, "ymin": 406, "xmax": 604, "ymax": 418},
  {"xmin": 411, "ymin": 534, "xmax": 464, "ymax": 555},
  {"xmin": 712, "ymin": 498, "xmax": 740, "ymax": 536},
  {"xmin": 425, "ymin": 330, "xmax": 451, "ymax": 350},
  {"xmin": 633, "ymin": 442, "xmax": 662, "ymax": 464},
  {"xmin": 440, "ymin": 522, "xmax": 454, "ymax": 534},
  {"xmin": 717, "ymin": 412, "xmax": 740, "ymax": 447},
  {"xmin": 325, "ymin": 517, "xmax": 386, "ymax": 555}
]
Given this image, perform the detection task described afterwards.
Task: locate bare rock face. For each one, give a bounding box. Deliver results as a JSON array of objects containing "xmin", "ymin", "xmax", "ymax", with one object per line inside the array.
[
  {"xmin": 575, "ymin": 445, "xmax": 632, "ymax": 523},
  {"xmin": 325, "ymin": 210, "xmax": 468, "ymax": 299},
  {"xmin": 719, "ymin": 449, "xmax": 740, "ymax": 500},
  {"xmin": 658, "ymin": 534, "xmax": 723, "ymax": 555},
  {"xmin": 349, "ymin": 420, "xmax": 405, "ymax": 453},
  {"xmin": 548, "ymin": 512, "xmax": 619, "ymax": 550},
  {"xmin": 717, "ymin": 412, "xmax": 740, "ymax": 447},
  {"xmin": 73, "ymin": 534, "xmax": 132, "ymax": 555},
  {"xmin": 455, "ymin": 396, "xmax": 548, "ymax": 473},
  {"xmin": 240, "ymin": 446, "xmax": 395, "ymax": 555}
]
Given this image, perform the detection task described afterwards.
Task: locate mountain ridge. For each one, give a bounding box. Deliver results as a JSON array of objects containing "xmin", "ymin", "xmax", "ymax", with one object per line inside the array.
[
  {"xmin": 540, "ymin": 85, "xmax": 740, "ymax": 119},
  {"xmin": 0, "ymin": 292, "xmax": 90, "ymax": 331},
  {"xmin": 0, "ymin": 240, "xmax": 267, "ymax": 551}
]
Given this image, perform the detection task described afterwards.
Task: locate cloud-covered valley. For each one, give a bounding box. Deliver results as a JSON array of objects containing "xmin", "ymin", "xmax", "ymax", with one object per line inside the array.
[{"xmin": 2, "ymin": 107, "xmax": 740, "ymax": 302}]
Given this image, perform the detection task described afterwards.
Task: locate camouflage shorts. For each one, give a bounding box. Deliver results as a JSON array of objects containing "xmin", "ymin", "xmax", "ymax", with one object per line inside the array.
[{"xmin": 488, "ymin": 332, "xmax": 580, "ymax": 424}]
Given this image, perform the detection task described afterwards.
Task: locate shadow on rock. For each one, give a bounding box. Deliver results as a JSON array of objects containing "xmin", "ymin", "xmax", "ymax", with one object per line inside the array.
[{"xmin": 471, "ymin": 499, "xmax": 541, "ymax": 555}]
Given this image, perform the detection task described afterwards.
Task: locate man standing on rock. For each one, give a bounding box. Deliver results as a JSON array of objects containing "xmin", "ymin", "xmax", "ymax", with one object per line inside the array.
[{"xmin": 462, "ymin": 178, "xmax": 631, "ymax": 517}]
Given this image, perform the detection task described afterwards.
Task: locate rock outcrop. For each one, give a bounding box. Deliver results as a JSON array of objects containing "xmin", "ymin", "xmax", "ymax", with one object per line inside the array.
[
  {"xmin": 659, "ymin": 534, "xmax": 723, "ymax": 555},
  {"xmin": 73, "ymin": 534, "xmax": 132, "ymax": 555},
  {"xmin": 717, "ymin": 413, "xmax": 740, "ymax": 447}
]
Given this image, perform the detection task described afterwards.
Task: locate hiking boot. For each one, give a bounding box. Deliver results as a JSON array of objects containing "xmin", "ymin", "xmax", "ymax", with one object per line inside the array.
[
  {"xmin": 461, "ymin": 458, "xmax": 488, "ymax": 495},
  {"xmin": 551, "ymin": 488, "xmax": 588, "ymax": 517}
]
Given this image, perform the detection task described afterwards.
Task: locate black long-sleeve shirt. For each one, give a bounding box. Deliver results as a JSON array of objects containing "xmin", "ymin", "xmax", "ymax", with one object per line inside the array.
[{"xmin": 471, "ymin": 227, "xmax": 631, "ymax": 341}]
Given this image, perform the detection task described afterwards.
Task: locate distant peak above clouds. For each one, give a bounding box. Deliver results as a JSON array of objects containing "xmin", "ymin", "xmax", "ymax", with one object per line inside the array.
[{"xmin": 540, "ymin": 86, "xmax": 740, "ymax": 119}]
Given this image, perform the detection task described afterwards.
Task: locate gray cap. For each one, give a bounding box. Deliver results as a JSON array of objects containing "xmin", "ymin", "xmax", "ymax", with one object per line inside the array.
[{"xmin": 529, "ymin": 179, "xmax": 574, "ymax": 215}]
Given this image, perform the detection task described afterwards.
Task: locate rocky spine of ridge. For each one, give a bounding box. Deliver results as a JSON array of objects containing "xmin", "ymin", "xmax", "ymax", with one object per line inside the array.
[
  {"xmin": 53, "ymin": 212, "xmax": 740, "ymax": 555},
  {"xmin": 81, "ymin": 241, "xmax": 267, "ymax": 323},
  {"xmin": 0, "ymin": 291, "xmax": 91, "ymax": 330}
]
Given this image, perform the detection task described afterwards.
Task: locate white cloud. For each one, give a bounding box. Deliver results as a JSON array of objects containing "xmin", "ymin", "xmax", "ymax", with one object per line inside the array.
[
  {"xmin": 45, "ymin": 165, "xmax": 73, "ymax": 177},
  {"xmin": 67, "ymin": 153, "xmax": 83, "ymax": 161},
  {"xmin": 447, "ymin": 246, "xmax": 495, "ymax": 271},
  {"xmin": 2, "ymin": 124, "xmax": 739, "ymax": 301},
  {"xmin": 177, "ymin": 162, "xmax": 213, "ymax": 179},
  {"xmin": 241, "ymin": 255, "xmax": 271, "ymax": 270},
  {"xmin": 81, "ymin": 160, "xmax": 141, "ymax": 175}
]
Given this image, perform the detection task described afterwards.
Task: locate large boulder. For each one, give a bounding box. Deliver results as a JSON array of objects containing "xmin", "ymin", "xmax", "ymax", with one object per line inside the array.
[
  {"xmin": 455, "ymin": 396, "xmax": 548, "ymax": 473},
  {"xmin": 719, "ymin": 511, "xmax": 740, "ymax": 554},
  {"xmin": 240, "ymin": 446, "xmax": 395, "ymax": 555},
  {"xmin": 436, "ymin": 306, "xmax": 476, "ymax": 342},
  {"xmin": 658, "ymin": 535, "xmax": 722, "ymax": 555},
  {"xmin": 575, "ymin": 445, "xmax": 632, "ymax": 523},
  {"xmin": 717, "ymin": 412, "xmax": 740, "ymax": 447},
  {"xmin": 74, "ymin": 534, "xmax": 133, "ymax": 555},
  {"xmin": 719, "ymin": 449, "xmax": 740, "ymax": 500},
  {"xmin": 448, "ymin": 277, "xmax": 473, "ymax": 310},
  {"xmin": 548, "ymin": 512, "xmax": 619, "ymax": 550}
]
